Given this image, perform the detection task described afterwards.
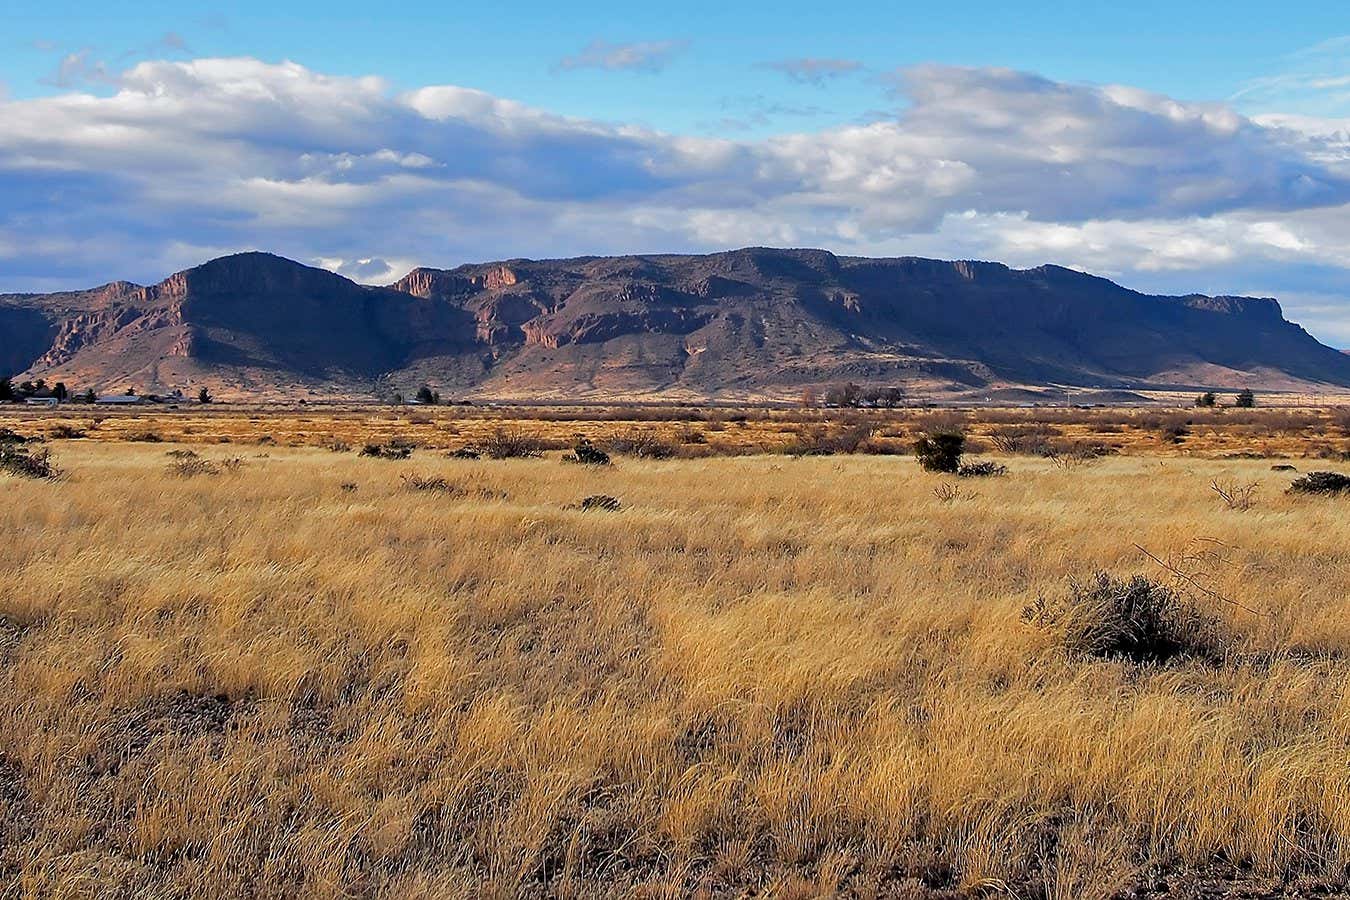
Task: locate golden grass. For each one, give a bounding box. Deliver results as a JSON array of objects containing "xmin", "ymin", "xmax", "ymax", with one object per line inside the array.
[{"xmin": 2, "ymin": 434, "xmax": 1350, "ymax": 896}]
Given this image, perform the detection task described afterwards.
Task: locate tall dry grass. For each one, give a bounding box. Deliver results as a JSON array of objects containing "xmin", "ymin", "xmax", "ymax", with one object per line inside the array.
[{"xmin": 1, "ymin": 442, "xmax": 1349, "ymax": 897}]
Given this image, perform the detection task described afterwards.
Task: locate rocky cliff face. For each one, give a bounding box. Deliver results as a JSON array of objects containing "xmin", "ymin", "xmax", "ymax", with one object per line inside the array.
[{"xmin": 4, "ymin": 247, "xmax": 1348, "ymax": 399}]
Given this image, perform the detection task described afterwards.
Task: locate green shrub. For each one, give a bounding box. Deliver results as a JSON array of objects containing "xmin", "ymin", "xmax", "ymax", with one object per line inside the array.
[{"xmin": 914, "ymin": 430, "xmax": 965, "ymax": 473}]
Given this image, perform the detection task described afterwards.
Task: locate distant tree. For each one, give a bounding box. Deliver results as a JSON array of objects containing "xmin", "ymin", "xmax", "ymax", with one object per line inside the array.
[
  {"xmin": 80, "ymin": 388, "xmax": 97, "ymax": 404},
  {"xmin": 799, "ymin": 387, "xmax": 818, "ymax": 409},
  {"xmin": 882, "ymin": 386, "xmax": 906, "ymax": 408},
  {"xmin": 126, "ymin": 386, "xmax": 137, "ymax": 396},
  {"xmin": 53, "ymin": 382, "xmax": 68, "ymax": 402},
  {"xmin": 0, "ymin": 376, "xmax": 12, "ymax": 402},
  {"xmin": 392, "ymin": 392, "xmax": 405, "ymax": 405},
  {"xmin": 823, "ymin": 382, "xmax": 862, "ymax": 408},
  {"xmin": 198, "ymin": 387, "xmax": 213, "ymax": 404},
  {"xmin": 415, "ymin": 385, "xmax": 439, "ymax": 405},
  {"xmin": 1195, "ymin": 392, "xmax": 1217, "ymax": 408},
  {"xmin": 1234, "ymin": 388, "xmax": 1256, "ymax": 408}
]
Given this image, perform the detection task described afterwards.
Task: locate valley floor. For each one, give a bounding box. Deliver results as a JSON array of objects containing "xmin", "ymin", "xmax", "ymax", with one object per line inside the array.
[{"xmin": 2, "ymin": 428, "xmax": 1350, "ymax": 897}]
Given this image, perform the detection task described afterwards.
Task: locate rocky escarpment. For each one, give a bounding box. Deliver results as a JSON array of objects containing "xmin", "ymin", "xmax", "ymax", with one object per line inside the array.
[{"xmin": 4, "ymin": 247, "xmax": 1349, "ymax": 399}]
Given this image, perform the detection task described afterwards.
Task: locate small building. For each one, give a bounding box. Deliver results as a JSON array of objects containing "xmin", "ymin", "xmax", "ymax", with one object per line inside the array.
[
  {"xmin": 95, "ymin": 395, "xmax": 145, "ymax": 405},
  {"xmin": 24, "ymin": 397, "xmax": 59, "ymax": 407}
]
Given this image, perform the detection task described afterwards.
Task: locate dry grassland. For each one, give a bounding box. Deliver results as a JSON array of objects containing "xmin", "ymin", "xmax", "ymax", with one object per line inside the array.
[{"xmin": 2, "ymin": 417, "xmax": 1350, "ymax": 898}]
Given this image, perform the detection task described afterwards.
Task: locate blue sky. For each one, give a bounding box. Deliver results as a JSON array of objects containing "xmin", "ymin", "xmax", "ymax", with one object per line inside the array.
[{"xmin": 3, "ymin": 1, "xmax": 1350, "ymax": 345}]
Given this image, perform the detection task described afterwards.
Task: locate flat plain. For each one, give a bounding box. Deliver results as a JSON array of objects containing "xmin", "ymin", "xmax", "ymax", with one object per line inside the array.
[{"xmin": 2, "ymin": 404, "xmax": 1349, "ymax": 898}]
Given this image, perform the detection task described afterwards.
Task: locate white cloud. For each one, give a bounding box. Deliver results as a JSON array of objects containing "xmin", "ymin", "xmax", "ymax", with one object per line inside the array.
[
  {"xmin": 1, "ymin": 57, "xmax": 1348, "ymax": 344},
  {"xmin": 759, "ymin": 58, "xmax": 864, "ymax": 85},
  {"xmin": 555, "ymin": 40, "xmax": 689, "ymax": 73}
]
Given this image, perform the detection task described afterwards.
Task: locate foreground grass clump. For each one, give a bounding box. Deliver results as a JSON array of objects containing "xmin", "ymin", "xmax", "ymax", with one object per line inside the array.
[
  {"xmin": 1023, "ymin": 572, "xmax": 1228, "ymax": 664},
  {"xmin": 0, "ymin": 444, "xmax": 60, "ymax": 479},
  {"xmin": 1, "ymin": 443, "xmax": 1349, "ymax": 897}
]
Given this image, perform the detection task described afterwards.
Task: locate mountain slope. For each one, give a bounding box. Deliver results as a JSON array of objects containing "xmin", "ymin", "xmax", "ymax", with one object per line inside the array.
[{"xmin": 3, "ymin": 248, "xmax": 1348, "ymax": 399}]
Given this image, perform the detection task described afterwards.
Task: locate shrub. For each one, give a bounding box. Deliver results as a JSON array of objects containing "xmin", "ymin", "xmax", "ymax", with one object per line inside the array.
[
  {"xmin": 787, "ymin": 424, "xmax": 874, "ymax": 456},
  {"xmin": 577, "ymin": 494, "xmax": 621, "ymax": 512},
  {"xmin": 914, "ymin": 430, "xmax": 965, "ymax": 473},
  {"xmin": 326, "ymin": 440, "xmax": 353, "ymax": 453},
  {"xmin": 0, "ymin": 445, "xmax": 60, "ymax": 480},
  {"xmin": 957, "ymin": 461, "xmax": 1007, "ymax": 478},
  {"xmin": 401, "ymin": 473, "xmax": 460, "ymax": 494},
  {"xmin": 1288, "ymin": 471, "xmax": 1350, "ymax": 496},
  {"xmin": 48, "ymin": 424, "xmax": 86, "ymax": 439},
  {"xmin": 0, "ymin": 428, "xmax": 30, "ymax": 445},
  {"xmin": 481, "ymin": 427, "xmax": 544, "ymax": 460},
  {"xmin": 1022, "ymin": 572, "xmax": 1226, "ymax": 664},
  {"xmin": 563, "ymin": 438, "xmax": 611, "ymax": 466},
  {"xmin": 170, "ymin": 458, "xmax": 220, "ymax": 477},
  {"xmin": 446, "ymin": 447, "xmax": 481, "ymax": 460},
  {"xmin": 606, "ymin": 428, "xmax": 675, "ymax": 459},
  {"xmin": 165, "ymin": 449, "xmax": 199, "ymax": 459},
  {"xmin": 126, "ymin": 431, "xmax": 163, "ymax": 443},
  {"xmin": 1234, "ymin": 388, "xmax": 1256, "ymax": 408},
  {"xmin": 932, "ymin": 482, "xmax": 971, "ymax": 503},
  {"xmin": 1195, "ymin": 392, "xmax": 1217, "ymax": 408},
  {"xmin": 1210, "ymin": 478, "xmax": 1257, "ymax": 511},
  {"xmin": 988, "ymin": 424, "xmax": 1060, "ymax": 456},
  {"xmin": 360, "ymin": 442, "xmax": 413, "ymax": 460}
]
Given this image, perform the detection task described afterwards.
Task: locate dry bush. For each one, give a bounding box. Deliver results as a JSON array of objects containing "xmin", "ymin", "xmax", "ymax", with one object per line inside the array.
[
  {"xmin": 170, "ymin": 457, "xmax": 219, "ymax": 477},
  {"xmin": 606, "ymin": 427, "xmax": 675, "ymax": 459},
  {"xmin": 957, "ymin": 460, "xmax": 1007, "ymax": 478},
  {"xmin": 165, "ymin": 448, "xmax": 199, "ymax": 459},
  {"xmin": 561, "ymin": 438, "xmax": 610, "ymax": 466},
  {"xmin": 125, "ymin": 430, "xmax": 163, "ymax": 442},
  {"xmin": 1023, "ymin": 572, "xmax": 1228, "ymax": 664},
  {"xmin": 1288, "ymin": 471, "xmax": 1350, "ymax": 496},
  {"xmin": 989, "ymin": 423, "xmax": 1061, "ymax": 455},
  {"xmin": 931, "ymin": 482, "xmax": 972, "ymax": 503},
  {"xmin": 481, "ymin": 427, "xmax": 545, "ymax": 459},
  {"xmin": 0, "ymin": 444, "xmax": 60, "ymax": 479},
  {"xmin": 786, "ymin": 424, "xmax": 874, "ymax": 456},
  {"xmin": 1210, "ymin": 478, "xmax": 1258, "ymax": 511},
  {"xmin": 48, "ymin": 424, "xmax": 86, "ymax": 439},
  {"xmin": 575, "ymin": 493, "xmax": 621, "ymax": 511},
  {"xmin": 360, "ymin": 442, "xmax": 413, "ymax": 460},
  {"xmin": 401, "ymin": 473, "xmax": 458, "ymax": 494}
]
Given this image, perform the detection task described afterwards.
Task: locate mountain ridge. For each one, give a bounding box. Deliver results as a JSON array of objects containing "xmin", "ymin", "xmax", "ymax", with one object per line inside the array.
[{"xmin": 3, "ymin": 247, "xmax": 1348, "ymax": 400}]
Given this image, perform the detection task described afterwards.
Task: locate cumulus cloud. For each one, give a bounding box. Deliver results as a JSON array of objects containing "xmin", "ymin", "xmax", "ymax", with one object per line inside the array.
[
  {"xmin": 555, "ymin": 39, "xmax": 689, "ymax": 73},
  {"xmin": 759, "ymin": 58, "xmax": 864, "ymax": 85},
  {"xmin": 1, "ymin": 57, "xmax": 1349, "ymax": 343}
]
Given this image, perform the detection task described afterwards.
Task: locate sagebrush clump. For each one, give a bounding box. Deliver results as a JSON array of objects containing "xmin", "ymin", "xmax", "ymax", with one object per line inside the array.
[{"xmin": 1023, "ymin": 572, "xmax": 1228, "ymax": 664}]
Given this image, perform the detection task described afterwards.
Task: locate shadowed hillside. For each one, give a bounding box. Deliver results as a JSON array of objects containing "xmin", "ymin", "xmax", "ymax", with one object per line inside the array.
[{"xmin": 4, "ymin": 248, "xmax": 1349, "ymax": 399}]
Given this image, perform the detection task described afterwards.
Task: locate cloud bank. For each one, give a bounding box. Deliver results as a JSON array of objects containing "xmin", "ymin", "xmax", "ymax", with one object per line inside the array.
[{"xmin": 1, "ymin": 57, "xmax": 1349, "ymax": 343}]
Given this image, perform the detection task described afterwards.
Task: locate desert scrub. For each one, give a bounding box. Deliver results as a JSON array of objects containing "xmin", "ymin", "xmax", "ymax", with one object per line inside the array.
[
  {"xmin": 957, "ymin": 461, "xmax": 1007, "ymax": 478},
  {"xmin": 606, "ymin": 428, "xmax": 675, "ymax": 459},
  {"xmin": 562, "ymin": 438, "xmax": 610, "ymax": 465},
  {"xmin": 1288, "ymin": 471, "xmax": 1350, "ymax": 496},
  {"xmin": 0, "ymin": 444, "xmax": 60, "ymax": 479},
  {"xmin": 481, "ymin": 427, "xmax": 545, "ymax": 459},
  {"xmin": 573, "ymin": 493, "xmax": 621, "ymax": 511},
  {"xmin": 914, "ymin": 430, "xmax": 965, "ymax": 473},
  {"xmin": 1023, "ymin": 572, "xmax": 1228, "ymax": 664},
  {"xmin": 360, "ymin": 441, "xmax": 413, "ymax": 460}
]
